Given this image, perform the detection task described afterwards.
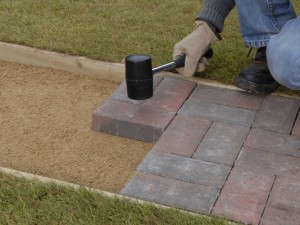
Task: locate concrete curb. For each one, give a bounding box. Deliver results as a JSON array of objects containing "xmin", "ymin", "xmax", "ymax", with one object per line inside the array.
[
  {"xmin": 0, "ymin": 41, "xmax": 240, "ymax": 90},
  {"xmin": 0, "ymin": 41, "xmax": 125, "ymax": 82}
]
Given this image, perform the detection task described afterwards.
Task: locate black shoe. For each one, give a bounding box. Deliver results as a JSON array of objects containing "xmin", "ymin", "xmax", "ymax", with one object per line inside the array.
[{"xmin": 235, "ymin": 47, "xmax": 279, "ymax": 94}]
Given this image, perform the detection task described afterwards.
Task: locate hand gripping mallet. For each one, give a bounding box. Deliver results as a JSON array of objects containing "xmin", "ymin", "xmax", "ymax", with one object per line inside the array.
[{"xmin": 125, "ymin": 49, "xmax": 213, "ymax": 100}]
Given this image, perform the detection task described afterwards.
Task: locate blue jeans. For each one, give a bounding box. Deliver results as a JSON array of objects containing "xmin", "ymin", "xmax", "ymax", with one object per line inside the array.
[
  {"xmin": 267, "ymin": 17, "xmax": 300, "ymax": 90},
  {"xmin": 235, "ymin": 0, "xmax": 299, "ymax": 90},
  {"xmin": 235, "ymin": 0, "xmax": 296, "ymax": 47}
]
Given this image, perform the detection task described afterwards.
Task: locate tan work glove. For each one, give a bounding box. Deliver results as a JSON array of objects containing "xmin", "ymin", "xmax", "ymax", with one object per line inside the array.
[{"xmin": 173, "ymin": 20, "xmax": 220, "ymax": 77}]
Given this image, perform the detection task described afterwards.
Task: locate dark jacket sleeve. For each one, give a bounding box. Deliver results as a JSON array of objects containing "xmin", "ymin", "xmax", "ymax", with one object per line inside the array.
[{"xmin": 196, "ymin": 0, "xmax": 235, "ymax": 32}]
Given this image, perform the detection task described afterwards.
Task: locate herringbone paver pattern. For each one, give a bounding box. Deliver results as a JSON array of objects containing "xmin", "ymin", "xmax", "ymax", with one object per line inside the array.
[{"xmin": 92, "ymin": 77, "xmax": 300, "ymax": 225}]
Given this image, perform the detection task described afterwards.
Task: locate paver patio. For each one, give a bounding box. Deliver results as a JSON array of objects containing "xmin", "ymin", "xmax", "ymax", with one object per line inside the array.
[{"xmin": 92, "ymin": 76, "xmax": 300, "ymax": 225}]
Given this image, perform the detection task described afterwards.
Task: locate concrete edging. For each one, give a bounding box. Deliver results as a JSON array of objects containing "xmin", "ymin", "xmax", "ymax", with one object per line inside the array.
[
  {"xmin": 0, "ymin": 41, "xmax": 125, "ymax": 82},
  {"xmin": 0, "ymin": 41, "xmax": 240, "ymax": 90}
]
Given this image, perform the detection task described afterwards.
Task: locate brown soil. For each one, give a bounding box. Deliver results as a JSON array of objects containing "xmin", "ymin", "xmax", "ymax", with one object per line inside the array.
[{"xmin": 0, "ymin": 60, "xmax": 152, "ymax": 193}]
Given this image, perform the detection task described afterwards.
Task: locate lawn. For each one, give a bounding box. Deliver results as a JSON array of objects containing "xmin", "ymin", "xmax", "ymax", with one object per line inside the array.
[
  {"xmin": 0, "ymin": 172, "xmax": 234, "ymax": 225},
  {"xmin": 0, "ymin": 0, "xmax": 298, "ymax": 90}
]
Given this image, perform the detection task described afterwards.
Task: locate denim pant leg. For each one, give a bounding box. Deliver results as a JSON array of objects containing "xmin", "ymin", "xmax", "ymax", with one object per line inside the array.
[
  {"xmin": 267, "ymin": 17, "xmax": 300, "ymax": 90},
  {"xmin": 235, "ymin": 0, "xmax": 296, "ymax": 47}
]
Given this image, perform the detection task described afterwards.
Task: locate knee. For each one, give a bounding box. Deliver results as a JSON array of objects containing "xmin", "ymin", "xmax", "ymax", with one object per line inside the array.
[{"xmin": 267, "ymin": 34, "xmax": 300, "ymax": 90}]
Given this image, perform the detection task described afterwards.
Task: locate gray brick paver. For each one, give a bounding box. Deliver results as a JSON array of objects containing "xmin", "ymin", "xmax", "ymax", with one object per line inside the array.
[
  {"xmin": 193, "ymin": 122, "xmax": 249, "ymax": 165},
  {"xmin": 137, "ymin": 150, "xmax": 231, "ymax": 188},
  {"xmin": 190, "ymin": 84, "xmax": 264, "ymax": 110},
  {"xmin": 244, "ymin": 128, "xmax": 300, "ymax": 158},
  {"xmin": 235, "ymin": 147, "xmax": 300, "ymax": 177},
  {"xmin": 120, "ymin": 172, "xmax": 220, "ymax": 214},
  {"xmin": 178, "ymin": 99, "xmax": 256, "ymax": 126},
  {"xmin": 260, "ymin": 207, "xmax": 300, "ymax": 225}
]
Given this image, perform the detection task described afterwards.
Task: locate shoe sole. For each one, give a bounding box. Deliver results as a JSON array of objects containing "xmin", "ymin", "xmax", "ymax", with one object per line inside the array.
[{"xmin": 235, "ymin": 77, "xmax": 279, "ymax": 94}]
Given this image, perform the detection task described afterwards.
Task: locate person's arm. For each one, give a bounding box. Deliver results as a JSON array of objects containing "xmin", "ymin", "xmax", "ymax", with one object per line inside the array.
[{"xmin": 197, "ymin": 0, "xmax": 235, "ymax": 33}]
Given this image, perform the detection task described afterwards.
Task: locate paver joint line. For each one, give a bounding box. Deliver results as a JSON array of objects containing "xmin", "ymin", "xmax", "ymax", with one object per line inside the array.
[{"xmin": 258, "ymin": 174, "xmax": 277, "ymax": 225}]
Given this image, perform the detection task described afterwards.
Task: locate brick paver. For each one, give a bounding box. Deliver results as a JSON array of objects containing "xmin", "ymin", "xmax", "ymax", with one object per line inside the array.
[
  {"xmin": 218, "ymin": 167, "xmax": 275, "ymax": 202},
  {"xmin": 120, "ymin": 172, "xmax": 220, "ymax": 214},
  {"xmin": 109, "ymin": 76, "xmax": 163, "ymax": 105},
  {"xmin": 212, "ymin": 168, "xmax": 274, "ymax": 225},
  {"xmin": 268, "ymin": 176, "xmax": 300, "ymax": 212},
  {"xmin": 152, "ymin": 115, "xmax": 211, "ymax": 157},
  {"xmin": 178, "ymin": 99, "xmax": 256, "ymax": 126},
  {"xmin": 235, "ymin": 147, "xmax": 300, "ymax": 177},
  {"xmin": 92, "ymin": 99, "xmax": 175, "ymax": 142},
  {"xmin": 137, "ymin": 151, "xmax": 231, "ymax": 188},
  {"xmin": 193, "ymin": 122, "xmax": 249, "ymax": 165},
  {"xmin": 92, "ymin": 77, "xmax": 196, "ymax": 142},
  {"xmin": 190, "ymin": 84, "xmax": 264, "ymax": 110},
  {"xmin": 143, "ymin": 77, "xmax": 196, "ymax": 112},
  {"xmin": 93, "ymin": 78, "xmax": 300, "ymax": 225},
  {"xmin": 252, "ymin": 95, "xmax": 300, "ymax": 134},
  {"xmin": 213, "ymin": 193, "xmax": 265, "ymax": 225},
  {"xmin": 260, "ymin": 176, "xmax": 300, "ymax": 225},
  {"xmin": 260, "ymin": 207, "xmax": 300, "ymax": 225},
  {"xmin": 244, "ymin": 128, "xmax": 300, "ymax": 157}
]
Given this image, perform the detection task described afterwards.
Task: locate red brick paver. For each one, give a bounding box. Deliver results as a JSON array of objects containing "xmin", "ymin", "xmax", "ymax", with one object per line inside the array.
[
  {"xmin": 252, "ymin": 95, "xmax": 300, "ymax": 134},
  {"xmin": 152, "ymin": 115, "xmax": 211, "ymax": 157},
  {"xmin": 261, "ymin": 176, "xmax": 300, "ymax": 225},
  {"xmin": 143, "ymin": 77, "xmax": 196, "ymax": 112},
  {"xmin": 212, "ymin": 168, "xmax": 274, "ymax": 225},
  {"xmin": 92, "ymin": 99, "xmax": 175, "ymax": 142},
  {"xmin": 92, "ymin": 77, "xmax": 195, "ymax": 142},
  {"xmin": 267, "ymin": 176, "xmax": 300, "ymax": 212}
]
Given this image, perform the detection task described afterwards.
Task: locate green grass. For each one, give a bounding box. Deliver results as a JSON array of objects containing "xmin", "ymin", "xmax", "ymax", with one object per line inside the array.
[
  {"xmin": 0, "ymin": 172, "xmax": 233, "ymax": 225},
  {"xmin": 0, "ymin": 0, "xmax": 298, "ymax": 95}
]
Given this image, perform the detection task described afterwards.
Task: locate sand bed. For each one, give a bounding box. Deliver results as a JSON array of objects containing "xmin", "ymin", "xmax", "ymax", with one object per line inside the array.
[{"xmin": 0, "ymin": 60, "xmax": 152, "ymax": 193}]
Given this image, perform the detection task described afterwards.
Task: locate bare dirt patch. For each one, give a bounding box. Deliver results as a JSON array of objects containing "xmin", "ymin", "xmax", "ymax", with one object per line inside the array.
[{"xmin": 0, "ymin": 60, "xmax": 152, "ymax": 193}]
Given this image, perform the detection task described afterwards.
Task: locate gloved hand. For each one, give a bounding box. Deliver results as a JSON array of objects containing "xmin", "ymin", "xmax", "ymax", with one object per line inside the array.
[{"xmin": 173, "ymin": 20, "xmax": 220, "ymax": 77}]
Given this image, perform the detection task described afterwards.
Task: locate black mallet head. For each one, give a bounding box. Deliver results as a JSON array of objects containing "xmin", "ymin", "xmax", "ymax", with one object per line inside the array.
[
  {"xmin": 125, "ymin": 54, "xmax": 154, "ymax": 100},
  {"xmin": 125, "ymin": 49, "xmax": 213, "ymax": 100}
]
